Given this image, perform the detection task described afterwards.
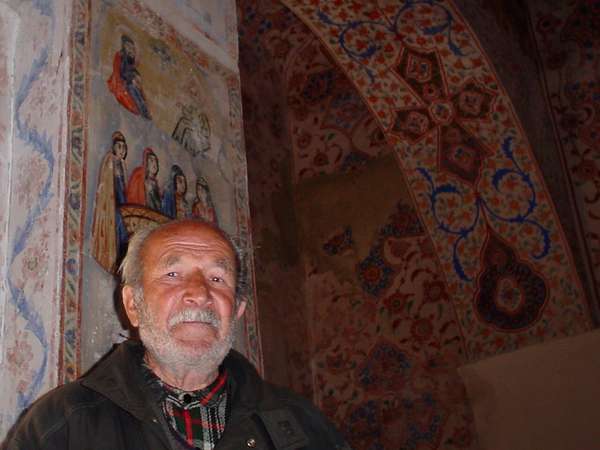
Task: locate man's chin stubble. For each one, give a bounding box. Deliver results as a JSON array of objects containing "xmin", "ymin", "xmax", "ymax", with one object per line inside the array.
[{"xmin": 139, "ymin": 319, "xmax": 236, "ymax": 376}]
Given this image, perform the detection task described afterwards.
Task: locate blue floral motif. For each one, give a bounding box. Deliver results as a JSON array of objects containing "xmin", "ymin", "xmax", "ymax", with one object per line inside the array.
[
  {"xmin": 317, "ymin": 0, "xmax": 466, "ymax": 82},
  {"xmin": 357, "ymin": 250, "xmax": 394, "ymax": 297},
  {"xmin": 8, "ymin": 2, "xmax": 55, "ymax": 411},
  {"xmin": 403, "ymin": 394, "xmax": 444, "ymax": 449},
  {"xmin": 418, "ymin": 136, "xmax": 551, "ymax": 282}
]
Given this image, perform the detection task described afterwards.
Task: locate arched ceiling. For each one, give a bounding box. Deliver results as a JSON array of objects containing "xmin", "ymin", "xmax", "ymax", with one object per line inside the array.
[
  {"xmin": 239, "ymin": 0, "xmax": 594, "ymax": 359},
  {"xmin": 238, "ymin": 1, "xmax": 597, "ymax": 448},
  {"xmin": 239, "ymin": 0, "xmax": 392, "ymax": 182}
]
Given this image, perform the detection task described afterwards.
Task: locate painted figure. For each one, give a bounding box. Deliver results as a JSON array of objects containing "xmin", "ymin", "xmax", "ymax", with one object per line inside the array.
[
  {"xmin": 191, "ymin": 176, "xmax": 217, "ymax": 224},
  {"xmin": 127, "ymin": 147, "xmax": 161, "ymax": 211},
  {"xmin": 162, "ymin": 164, "xmax": 189, "ymax": 219},
  {"xmin": 91, "ymin": 131, "xmax": 129, "ymax": 273},
  {"xmin": 171, "ymin": 104, "xmax": 211, "ymax": 157},
  {"xmin": 107, "ymin": 34, "xmax": 152, "ymax": 120}
]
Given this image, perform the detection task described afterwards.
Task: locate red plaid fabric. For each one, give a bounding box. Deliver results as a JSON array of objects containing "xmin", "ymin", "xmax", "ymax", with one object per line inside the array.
[{"xmin": 160, "ymin": 370, "xmax": 229, "ymax": 450}]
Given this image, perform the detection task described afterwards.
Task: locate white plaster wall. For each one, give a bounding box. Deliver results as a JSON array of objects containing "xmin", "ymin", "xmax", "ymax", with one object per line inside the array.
[
  {"xmin": 0, "ymin": 0, "xmax": 71, "ymax": 438},
  {"xmin": 0, "ymin": 2, "xmax": 18, "ymax": 368}
]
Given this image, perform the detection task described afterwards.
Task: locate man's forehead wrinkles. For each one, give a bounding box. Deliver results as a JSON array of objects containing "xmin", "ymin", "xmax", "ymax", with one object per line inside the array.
[
  {"xmin": 151, "ymin": 239, "xmax": 235, "ymax": 266},
  {"xmin": 158, "ymin": 236, "xmax": 230, "ymax": 249}
]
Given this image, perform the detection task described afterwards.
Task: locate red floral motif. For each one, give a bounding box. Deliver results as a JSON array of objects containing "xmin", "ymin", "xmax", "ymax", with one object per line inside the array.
[
  {"xmin": 387, "ymin": 237, "xmax": 412, "ymax": 259},
  {"xmin": 323, "ymin": 226, "xmax": 354, "ymax": 256},
  {"xmin": 313, "ymin": 150, "xmax": 329, "ymax": 166},
  {"xmin": 536, "ymin": 14, "xmax": 562, "ymax": 37},
  {"xmin": 573, "ymin": 159, "xmax": 600, "ymax": 182},
  {"xmin": 368, "ymin": 126, "xmax": 386, "ymax": 147},
  {"xmin": 297, "ymin": 131, "xmax": 312, "ymax": 149},
  {"xmin": 456, "ymin": 87, "xmax": 486, "ymax": 118},
  {"xmin": 6, "ymin": 330, "xmax": 35, "ymax": 393},
  {"xmin": 394, "ymin": 109, "xmax": 433, "ymax": 140},
  {"xmin": 287, "ymin": 95, "xmax": 309, "ymax": 121},
  {"xmin": 423, "ymin": 280, "xmax": 448, "ymax": 303},
  {"xmin": 475, "ymin": 230, "xmax": 548, "ymax": 331},
  {"xmin": 411, "ymin": 317, "xmax": 434, "ymax": 342},
  {"xmin": 320, "ymin": 389, "xmax": 343, "ymax": 421},
  {"xmin": 361, "ymin": 264, "xmax": 382, "ymax": 284},
  {"xmin": 496, "ymin": 277, "xmax": 525, "ymax": 313},
  {"xmin": 429, "ymin": 100, "xmax": 455, "ymax": 126},
  {"xmin": 391, "ymin": 47, "xmax": 496, "ymax": 186},
  {"xmin": 356, "ymin": 340, "xmax": 412, "ymax": 394},
  {"xmin": 562, "ymin": 0, "xmax": 600, "ymax": 46},
  {"xmin": 325, "ymin": 349, "xmax": 352, "ymax": 375},
  {"xmin": 6, "ymin": 333, "xmax": 34, "ymax": 374},
  {"xmin": 383, "ymin": 291, "xmax": 411, "ymax": 315},
  {"xmin": 301, "ymin": 69, "xmax": 336, "ymax": 104},
  {"xmin": 343, "ymin": 401, "xmax": 381, "ymax": 449}
]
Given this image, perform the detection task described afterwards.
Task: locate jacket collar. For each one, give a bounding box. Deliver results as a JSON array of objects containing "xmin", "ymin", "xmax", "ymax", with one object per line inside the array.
[
  {"xmin": 81, "ymin": 340, "xmax": 158, "ymax": 422},
  {"xmin": 80, "ymin": 340, "xmax": 267, "ymax": 421}
]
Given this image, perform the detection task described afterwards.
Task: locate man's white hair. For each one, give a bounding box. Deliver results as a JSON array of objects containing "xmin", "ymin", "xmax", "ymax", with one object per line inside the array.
[{"xmin": 118, "ymin": 219, "xmax": 248, "ymax": 306}]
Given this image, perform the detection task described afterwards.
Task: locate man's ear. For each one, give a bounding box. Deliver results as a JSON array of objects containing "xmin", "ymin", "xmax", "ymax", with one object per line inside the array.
[
  {"xmin": 235, "ymin": 300, "xmax": 247, "ymax": 320},
  {"xmin": 122, "ymin": 285, "xmax": 140, "ymax": 327}
]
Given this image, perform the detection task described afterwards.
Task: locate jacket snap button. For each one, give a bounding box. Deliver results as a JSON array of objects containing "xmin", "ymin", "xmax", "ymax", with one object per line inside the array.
[{"xmin": 246, "ymin": 437, "xmax": 257, "ymax": 448}]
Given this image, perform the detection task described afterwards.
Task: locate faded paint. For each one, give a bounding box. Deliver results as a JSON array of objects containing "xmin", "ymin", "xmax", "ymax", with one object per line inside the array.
[{"xmin": 0, "ymin": 0, "xmax": 71, "ymax": 438}]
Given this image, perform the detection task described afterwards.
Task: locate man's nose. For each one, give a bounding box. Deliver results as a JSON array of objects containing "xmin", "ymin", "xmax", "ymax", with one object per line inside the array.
[{"xmin": 182, "ymin": 272, "xmax": 210, "ymax": 305}]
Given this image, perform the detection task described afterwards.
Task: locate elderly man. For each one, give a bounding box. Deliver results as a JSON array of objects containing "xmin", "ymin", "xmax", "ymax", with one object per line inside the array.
[{"xmin": 3, "ymin": 220, "xmax": 350, "ymax": 449}]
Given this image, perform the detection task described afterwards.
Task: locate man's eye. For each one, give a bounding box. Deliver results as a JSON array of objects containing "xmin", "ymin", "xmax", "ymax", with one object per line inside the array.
[
  {"xmin": 166, "ymin": 272, "xmax": 178, "ymax": 277},
  {"xmin": 210, "ymin": 276, "xmax": 223, "ymax": 283}
]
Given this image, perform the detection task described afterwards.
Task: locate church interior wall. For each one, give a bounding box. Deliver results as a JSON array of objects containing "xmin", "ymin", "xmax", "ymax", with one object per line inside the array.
[{"xmin": 1, "ymin": 0, "xmax": 600, "ymax": 448}]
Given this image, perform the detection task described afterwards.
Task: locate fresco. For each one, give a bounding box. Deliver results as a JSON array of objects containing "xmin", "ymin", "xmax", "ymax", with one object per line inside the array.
[
  {"xmin": 281, "ymin": 0, "xmax": 593, "ymax": 358},
  {"xmin": 143, "ymin": 0, "xmax": 239, "ymax": 62},
  {"xmin": 240, "ymin": 0, "xmax": 597, "ymax": 448},
  {"xmin": 530, "ymin": 0, "xmax": 600, "ymax": 311},
  {"xmin": 84, "ymin": 3, "xmax": 232, "ymax": 276},
  {"xmin": 0, "ymin": 0, "xmax": 71, "ymax": 437},
  {"xmin": 240, "ymin": 2, "xmax": 476, "ymax": 448},
  {"xmin": 60, "ymin": 0, "xmax": 257, "ymax": 379}
]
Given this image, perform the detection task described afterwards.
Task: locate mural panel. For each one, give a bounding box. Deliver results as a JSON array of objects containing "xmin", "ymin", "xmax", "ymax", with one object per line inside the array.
[
  {"xmin": 144, "ymin": 0, "xmax": 239, "ymax": 62},
  {"xmin": 63, "ymin": 0, "xmax": 257, "ymax": 380}
]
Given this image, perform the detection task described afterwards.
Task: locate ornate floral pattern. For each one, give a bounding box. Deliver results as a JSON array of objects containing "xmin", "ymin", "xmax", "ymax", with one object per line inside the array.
[
  {"xmin": 1, "ymin": 0, "xmax": 67, "ymax": 436},
  {"xmin": 240, "ymin": 1, "xmax": 598, "ymax": 448},
  {"xmin": 531, "ymin": 0, "xmax": 600, "ymax": 305},
  {"xmin": 281, "ymin": 0, "xmax": 592, "ymax": 362},
  {"xmin": 240, "ymin": 1, "xmax": 476, "ymax": 448}
]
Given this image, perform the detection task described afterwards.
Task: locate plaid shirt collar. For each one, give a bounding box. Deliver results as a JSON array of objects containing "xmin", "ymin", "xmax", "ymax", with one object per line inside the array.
[
  {"xmin": 142, "ymin": 362, "xmax": 230, "ymax": 449},
  {"xmin": 160, "ymin": 369, "xmax": 228, "ymax": 408}
]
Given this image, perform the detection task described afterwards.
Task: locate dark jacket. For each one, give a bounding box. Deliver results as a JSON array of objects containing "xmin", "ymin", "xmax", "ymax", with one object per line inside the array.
[{"xmin": 2, "ymin": 340, "xmax": 350, "ymax": 450}]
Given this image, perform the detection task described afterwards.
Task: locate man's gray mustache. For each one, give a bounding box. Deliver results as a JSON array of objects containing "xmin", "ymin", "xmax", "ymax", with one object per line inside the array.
[{"xmin": 168, "ymin": 309, "xmax": 220, "ymax": 329}]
